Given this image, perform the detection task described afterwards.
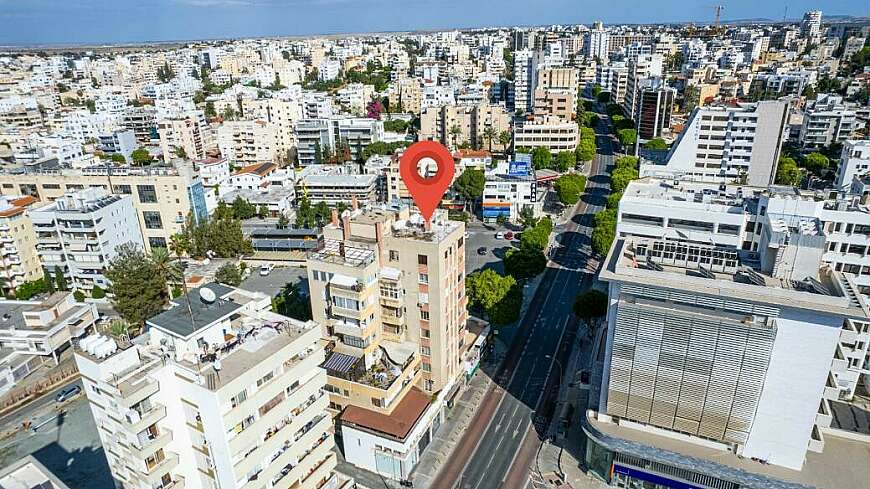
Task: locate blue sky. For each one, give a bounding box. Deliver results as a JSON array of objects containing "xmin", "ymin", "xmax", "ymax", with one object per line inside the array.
[{"xmin": 0, "ymin": 1, "xmax": 865, "ymax": 46}]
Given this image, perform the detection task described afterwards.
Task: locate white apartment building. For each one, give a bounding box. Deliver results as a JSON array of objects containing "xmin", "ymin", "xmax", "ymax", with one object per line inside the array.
[
  {"xmin": 30, "ymin": 188, "xmax": 144, "ymax": 291},
  {"xmin": 801, "ymin": 10, "xmax": 823, "ymax": 40},
  {"xmin": 296, "ymin": 165, "xmax": 378, "ymax": 206},
  {"xmin": 74, "ymin": 283, "xmax": 346, "ymax": 489},
  {"xmin": 799, "ymin": 94, "xmax": 858, "ymax": 149},
  {"xmin": 836, "ymin": 140, "xmax": 870, "ymax": 189},
  {"xmin": 302, "ymin": 91, "xmax": 335, "ymax": 120},
  {"xmin": 595, "ymin": 62, "xmax": 628, "ymax": 103},
  {"xmin": 622, "ymin": 54, "xmax": 664, "ymax": 122},
  {"xmin": 640, "ymin": 100, "xmax": 790, "ymax": 187},
  {"xmin": 513, "ymin": 49, "xmax": 543, "ymax": 113},
  {"xmin": 0, "ymin": 292, "xmax": 98, "ymax": 364},
  {"xmin": 295, "ymin": 118, "xmax": 384, "ymax": 166},
  {"xmin": 98, "ymin": 129, "xmax": 137, "ymax": 162},
  {"xmin": 318, "ymin": 58, "xmax": 341, "ymax": 81},
  {"xmin": 421, "ymin": 86, "xmax": 455, "ymax": 110},
  {"xmin": 217, "ymin": 120, "xmax": 279, "ymax": 166},
  {"xmin": 336, "ymin": 83, "xmax": 374, "ymax": 115},
  {"xmin": 586, "ymin": 21, "xmax": 610, "ymax": 61},
  {"xmin": 513, "ymin": 115, "xmax": 579, "ymax": 153}
]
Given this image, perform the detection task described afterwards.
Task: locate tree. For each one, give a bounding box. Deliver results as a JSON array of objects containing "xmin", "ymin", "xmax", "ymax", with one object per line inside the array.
[
  {"xmin": 466, "ymin": 269, "xmax": 516, "ymax": 312},
  {"xmin": 520, "ymin": 217, "xmax": 553, "ymax": 251},
  {"xmin": 91, "ymin": 285, "xmax": 106, "ymax": 299},
  {"xmin": 313, "ymin": 141, "xmax": 323, "ymax": 164},
  {"xmin": 257, "ymin": 204, "xmax": 269, "ymax": 219},
  {"xmin": 215, "ymin": 263, "xmax": 242, "ymax": 286},
  {"xmin": 554, "ymin": 174, "xmax": 587, "ymax": 205},
  {"xmin": 172, "ymin": 146, "xmax": 188, "ymax": 159},
  {"xmin": 482, "ymin": 126, "xmax": 497, "ymax": 152},
  {"xmin": 775, "ymin": 156, "xmax": 802, "ymax": 186},
  {"xmin": 453, "ymin": 168, "xmax": 485, "ymax": 211},
  {"xmin": 644, "ymin": 138, "xmax": 668, "ymax": 150},
  {"xmin": 150, "ymin": 247, "xmax": 182, "ymax": 298},
  {"xmin": 573, "ymin": 290, "xmax": 608, "ymax": 323},
  {"xmin": 592, "ymin": 84, "xmax": 602, "ymax": 98},
  {"xmin": 519, "ymin": 206, "xmax": 537, "ymax": 228},
  {"xmin": 554, "ymin": 151, "xmax": 576, "ymax": 172},
  {"xmin": 449, "ymin": 124, "xmax": 462, "ymax": 148},
  {"xmin": 131, "ymin": 147, "xmax": 151, "ymax": 166},
  {"xmin": 43, "ymin": 269, "xmax": 55, "ymax": 294},
  {"xmin": 53, "ymin": 265, "xmax": 67, "ymax": 292},
  {"xmin": 591, "ymin": 209, "xmax": 617, "ymax": 256},
  {"xmin": 617, "ymin": 128, "xmax": 637, "ymax": 147},
  {"xmin": 74, "ymin": 291, "xmax": 86, "ymax": 302},
  {"xmin": 205, "ymin": 101, "xmax": 216, "ymax": 118},
  {"xmin": 231, "ymin": 196, "xmax": 256, "ymax": 220},
  {"xmin": 504, "ymin": 247, "xmax": 547, "ymax": 280},
  {"xmin": 606, "ymin": 192, "xmax": 623, "ymax": 210},
  {"xmin": 104, "ymin": 243, "xmax": 169, "ymax": 329},
  {"xmin": 531, "ymin": 147, "xmax": 553, "ymax": 170},
  {"xmin": 14, "ymin": 279, "xmax": 50, "ymax": 300},
  {"xmin": 498, "ymin": 131, "xmax": 512, "ymax": 153},
  {"xmin": 157, "ymin": 61, "xmax": 175, "ymax": 83},
  {"xmin": 576, "ymin": 138, "xmax": 596, "ymax": 162},
  {"xmin": 176, "ymin": 213, "xmax": 253, "ymax": 259},
  {"xmin": 803, "ymin": 152, "xmax": 830, "ymax": 174},
  {"xmin": 277, "ymin": 214, "xmax": 290, "ymax": 229},
  {"xmin": 486, "ymin": 282, "xmax": 523, "ymax": 325},
  {"xmin": 110, "ymin": 153, "xmax": 126, "ymax": 163},
  {"xmin": 273, "ymin": 281, "xmax": 313, "ymax": 321}
]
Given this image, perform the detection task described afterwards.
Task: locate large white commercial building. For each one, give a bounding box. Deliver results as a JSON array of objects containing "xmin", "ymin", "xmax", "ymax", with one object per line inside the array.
[
  {"xmin": 640, "ymin": 100, "xmax": 790, "ymax": 187},
  {"xmin": 74, "ymin": 283, "xmax": 348, "ymax": 489},
  {"xmin": 30, "ymin": 188, "xmax": 144, "ymax": 292}
]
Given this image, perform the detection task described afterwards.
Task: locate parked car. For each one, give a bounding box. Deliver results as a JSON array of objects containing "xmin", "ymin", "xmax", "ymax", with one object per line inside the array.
[
  {"xmin": 495, "ymin": 232, "xmax": 504, "ymax": 239},
  {"xmin": 55, "ymin": 385, "xmax": 81, "ymax": 403},
  {"xmin": 504, "ymin": 231, "xmax": 514, "ymax": 240},
  {"xmin": 477, "ymin": 247, "xmax": 487, "ymax": 255},
  {"xmin": 259, "ymin": 264, "xmax": 273, "ymax": 276}
]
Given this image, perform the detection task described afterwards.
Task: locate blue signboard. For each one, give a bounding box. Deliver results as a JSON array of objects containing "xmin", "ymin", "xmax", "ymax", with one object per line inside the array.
[
  {"xmin": 508, "ymin": 160, "xmax": 531, "ymax": 176},
  {"xmin": 612, "ymin": 464, "xmax": 705, "ymax": 489}
]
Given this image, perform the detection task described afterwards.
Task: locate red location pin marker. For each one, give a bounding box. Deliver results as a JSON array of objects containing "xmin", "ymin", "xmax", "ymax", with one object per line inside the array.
[{"xmin": 399, "ymin": 141, "xmax": 455, "ymax": 223}]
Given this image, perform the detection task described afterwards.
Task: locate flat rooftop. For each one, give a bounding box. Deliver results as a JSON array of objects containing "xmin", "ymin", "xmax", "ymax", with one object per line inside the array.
[
  {"xmin": 586, "ymin": 412, "xmax": 870, "ymax": 489},
  {"xmin": 600, "ymin": 237, "xmax": 869, "ymax": 318},
  {"xmin": 146, "ymin": 283, "xmax": 240, "ymax": 338},
  {"xmin": 0, "ymin": 293, "xmax": 78, "ymax": 332}
]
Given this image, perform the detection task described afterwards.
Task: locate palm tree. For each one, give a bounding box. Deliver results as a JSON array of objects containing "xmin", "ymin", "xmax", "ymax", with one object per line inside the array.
[
  {"xmin": 448, "ymin": 124, "xmax": 462, "ymax": 149},
  {"xmin": 482, "ymin": 126, "xmax": 497, "ymax": 153},
  {"xmin": 150, "ymin": 247, "xmax": 183, "ymax": 299},
  {"xmin": 498, "ymin": 130, "xmax": 512, "ymax": 155}
]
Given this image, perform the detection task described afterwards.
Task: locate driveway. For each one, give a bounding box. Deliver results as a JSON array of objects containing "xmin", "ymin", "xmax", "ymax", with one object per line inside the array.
[{"xmin": 240, "ymin": 265, "xmax": 308, "ymax": 297}]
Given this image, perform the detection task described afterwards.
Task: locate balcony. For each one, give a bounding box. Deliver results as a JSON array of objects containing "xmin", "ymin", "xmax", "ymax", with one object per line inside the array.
[
  {"xmin": 126, "ymin": 403, "xmax": 167, "ymax": 434},
  {"xmin": 143, "ymin": 453, "xmax": 179, "ymax": 483},
  {"xmin": 130, "ymin": 430, "xmax": 173, "ymax": 460}
]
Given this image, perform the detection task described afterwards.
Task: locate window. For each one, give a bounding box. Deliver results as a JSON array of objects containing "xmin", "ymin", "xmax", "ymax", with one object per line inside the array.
[
  {"xmin": 148, "ymin": 237, "xmax": 167, "ymax": 249},
  {"xmin": 418, "ymin": 254, "xmax": 428, "ymax": 265},
  {"xmin": 143, "ymin": 211, "xmax": 163, "ymax": 229},
  {"xmin": 419, "ymin": 273, "xmax": 428, "ymax": 284},
  {"xmin": 230, "ymin": 389, "xmax": 247, "ymax": 408},
  {"xmin": 421, "ymin": 328, "xmax": 430, "ymax": 338},
  {"xmin": 389, "ymin": 250, "xmax": 399, "ymax": 261},
  {"xmin": 137, "ymin": 185, "xmax": 157, "ymax": 203},
  {"xmin": 420, "ymin": 310, "xmax": 430, "ymax": 320},
  {"xmin": 718, "ymin": 224, "xmax": 741, "ymax": 236},
  {"xmin": 371, "ymin": 397, "xmax": 384, "ymax": 408},
  {"xmin": 421, "ymin": 346, "xmax": 431, "ymax": 355},
  {"xmin": 113, "ymin": 184, "xmax": 132, "ymax": 194},
  {"xmin": 422, "ymin": 362, "xmax": 431, "ymax": 372}
]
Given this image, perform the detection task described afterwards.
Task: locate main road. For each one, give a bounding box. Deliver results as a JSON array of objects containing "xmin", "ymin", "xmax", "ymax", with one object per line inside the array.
[{"xmin": 431, "ymin": 108, "xmax": 616, "ymax": 489}]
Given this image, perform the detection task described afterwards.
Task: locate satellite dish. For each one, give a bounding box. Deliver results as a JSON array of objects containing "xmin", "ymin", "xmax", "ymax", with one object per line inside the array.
[{"xmin": 199, "ymin": 287, "xmax": 217, "ymax": 303}]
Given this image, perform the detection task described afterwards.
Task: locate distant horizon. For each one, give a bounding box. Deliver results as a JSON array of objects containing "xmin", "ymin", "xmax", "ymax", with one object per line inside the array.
[{"xmin": 0, "ymin": 1, "xmax": 867, "ymax": 47}]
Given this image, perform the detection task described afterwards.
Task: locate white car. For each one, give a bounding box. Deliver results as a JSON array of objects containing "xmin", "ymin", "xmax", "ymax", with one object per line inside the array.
[
  {"xmin": 495, "ymin": 232, "xmax": 504, "ymax": 239},
  {"xmin": 259, "ymin": 264, "xmax": 273, "ymax": 276}
]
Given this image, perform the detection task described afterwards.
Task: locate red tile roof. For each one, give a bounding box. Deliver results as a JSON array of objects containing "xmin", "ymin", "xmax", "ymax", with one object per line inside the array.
[{"xmin": 340, "ymin": 387, "xmax": 430, "ymax": 440}]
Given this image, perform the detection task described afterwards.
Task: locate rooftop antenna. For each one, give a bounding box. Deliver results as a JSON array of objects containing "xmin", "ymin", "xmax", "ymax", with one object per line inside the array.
[
  {"xmin": 783, "ymin": 5, "xmax": 788, "ymax": 23},
  {"xmin": 714, "ymin": 5, "xmax": 724, "ymax": 29}
]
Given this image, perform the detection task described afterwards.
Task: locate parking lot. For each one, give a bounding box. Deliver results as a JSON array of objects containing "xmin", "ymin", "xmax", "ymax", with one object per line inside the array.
[
  {"xmin": 240, "ymin": 265, "xmax": 308, "ymax": 297},
  {"xmin": 464, "ymin": 221, "xmax": 521, "ymax": 275}
]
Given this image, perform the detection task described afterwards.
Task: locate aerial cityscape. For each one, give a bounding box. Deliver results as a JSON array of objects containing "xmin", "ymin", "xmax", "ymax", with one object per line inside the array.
[{"xmin": 0, "ymin": 3, "xmax": 869, "ymax": 489}]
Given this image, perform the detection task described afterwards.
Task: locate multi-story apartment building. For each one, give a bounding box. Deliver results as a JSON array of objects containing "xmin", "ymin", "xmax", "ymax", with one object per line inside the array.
[
  {"xmin": 295, "ymin": 165, "xmax": 378, "ymax": 206},
  {"xmin": 98, "ymin": 129, "xmax": 137, "ymax": 162},
  {"xmin": 295, "ymin": 118, "xmax": 384, "ymax": 166},
  {"xmin": 585, "ymin": 21, "xmax": 610, "ymax": 61},
  {"xmin": 306, "ymin": 205, "xmax": 468, "ymax": 480},
  {"xmin": 0, "ymin": 292, "xmax": 97, "ymax": 364},
  {"xmin": 621, "ymin": 54, "xmax": 663, "ymax": 122},
  {"xmin": 74, "ymin": 283, "xmax": 345, "ymax": 489},
  {"xmin": 533, "ymin": 88, "xmax": 574, "ymax": 122},
  {"xmin": 799, "ymin": 94, "xmax": 858, "ymax": 149},
  {"xmin": 419, "ymin": 103, "xmax": 511, "ymax": 151},
  {"xmin": 158, "ymin": 110, "xmax": 214, "ymax": 163},
  {"xmin": 217, "ymin": 120, "xmax": 279, "ymax": 166},
  {"xmin": 0, "ymin": 195, "xmax": 42, "ymax": 293},
  {"xmin": 513, "ymin": 49, "xmax": 543, "ymax": 113},
  {"xmin": 30, "ymin": 188, "xmax": 144, "ymax": 291},
  {"xmin": 0, "ymin": 164, "xmax": 208, "ymax": 251},
  {"xmin": 387, "ymin": 77, "xmax": 423, "ymax": 115},
  {"xmin": 640, "ymin": 100, "xmax": 790, "ymax": 187},
  {"xmin": 513, "ymin": 115, "xmax": 579, "ymax": 153},
  {"xmin": 0, "ymin": 456, "xmax": 70, "ymax": 489},
  {"xmin": 801, "ymin": 10, "xmax": 823, "ymax": 40},
  {"xmin": 633, "ymin": 80, "xmax": 676, "ymax": 140},
  {"xmin": 595, "ymin": 62, "xmax": 629, "ymax": 103},
  {"xmin": 836, "ymin": 139, "xmax": 870, "ymax": 189},
  {"xmin": 123, "ymin": 105, "xmax": 158, "ymax": 144}
]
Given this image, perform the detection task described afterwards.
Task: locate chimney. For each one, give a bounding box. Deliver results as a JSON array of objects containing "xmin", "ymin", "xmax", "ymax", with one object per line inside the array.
[
  {"xmin": 351, "ymin": 195, "xmax": 358, "ymax": 211},
  {"xmin": 331, "ymin": 208, "xmax": 339, "ymax": 227},
  {"xmin": 342, "ymin": 213, "xmax": 351, "ymax": 241}
]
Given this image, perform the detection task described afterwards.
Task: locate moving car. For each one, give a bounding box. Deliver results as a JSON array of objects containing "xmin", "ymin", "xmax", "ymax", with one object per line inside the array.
[{"xmin": 55, "ymin": 385, "xmax": 81, "ymax": 403}]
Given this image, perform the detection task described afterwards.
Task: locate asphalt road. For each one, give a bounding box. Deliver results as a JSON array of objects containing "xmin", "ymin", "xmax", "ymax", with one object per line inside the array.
[{"xmin": 431, "ymin": 107, "xmax": 615, "ymax": 489}]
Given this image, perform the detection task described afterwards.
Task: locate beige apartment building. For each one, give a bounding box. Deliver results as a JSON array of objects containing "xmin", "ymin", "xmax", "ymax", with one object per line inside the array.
[
  {"xmin": 419, "ymin": 103, "xmax": 511, "ymax": 150},
  {"xmin": 158, "ymin": 111, "xmax": 214, "ymax": 163},
  {"xmin": 75, "ymin": 283, "xmax": 347, "ymax": 489},
  {"xmin": 0, "ymin": 195, "xmax": 42, "ymax": 293},
  {"xmin": 537, "ymin": 67, "xmax": 578, "ymax": 92},
  {"xmin": 388, "ymin": 77, "xmax": 423, "ymax": 114},
  {"xmin": 0, "ymin": 164, "xmax": 208, "ymax": 251},
  {"xmin": 514, "ymin": 115, "xmax": 580, "ymax": 153},
  {"xmin": 533, "ymin": 88, "xmax": 575, "ymax": 121},
  {"xmin": 217, "ymin": 120, "xmax": 279, "ymax": 166},
  {"xmin": 306, "ymin": 204, "xmax": 469, "ymax": 480}
]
